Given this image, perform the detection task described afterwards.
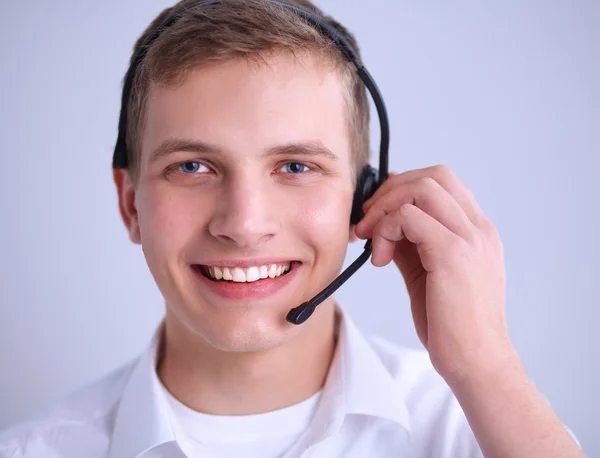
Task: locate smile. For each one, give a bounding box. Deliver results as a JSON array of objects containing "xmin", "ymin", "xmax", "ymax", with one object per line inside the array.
[
  {"xmin": 192, "ymin": 261, "xmax": 300, "ymax": 301},
  {"xmin": 198, "ymin": 262, "xmax": 292, "ymax": 283}
]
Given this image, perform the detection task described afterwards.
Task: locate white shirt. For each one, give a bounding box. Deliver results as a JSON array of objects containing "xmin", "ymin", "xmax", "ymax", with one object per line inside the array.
[{"xmin": 0, "ymin": 309, "xmax": 485, "ymax": 457}]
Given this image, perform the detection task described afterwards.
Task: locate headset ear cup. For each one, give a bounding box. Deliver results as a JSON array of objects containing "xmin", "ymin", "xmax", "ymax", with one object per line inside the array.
[{"xmin": 350, "ymin": 165, "xmax": 379, "ymax": 225}]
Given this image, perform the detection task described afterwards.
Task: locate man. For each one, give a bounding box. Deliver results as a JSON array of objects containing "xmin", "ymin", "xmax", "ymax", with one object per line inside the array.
[{"xmin": 0, "ymin": 0, "xmax": 584, "ymax": 457}]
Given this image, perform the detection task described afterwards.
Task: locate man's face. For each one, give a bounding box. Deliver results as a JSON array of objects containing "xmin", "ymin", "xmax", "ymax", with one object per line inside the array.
[{"xmin": 123, "ymin": 52, "xmax": 355, "ymax": 352}]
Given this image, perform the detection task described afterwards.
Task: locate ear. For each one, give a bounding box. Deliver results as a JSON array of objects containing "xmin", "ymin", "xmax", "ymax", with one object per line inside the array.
[{"xmin": 113, "ymin": 169, "xmax": 141, "ymax": 245}]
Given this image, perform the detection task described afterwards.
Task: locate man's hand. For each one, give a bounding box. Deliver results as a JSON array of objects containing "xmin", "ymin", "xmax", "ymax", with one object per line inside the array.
[
  {"xmin": 354, "ymin": 164, "xmax": 510, "ymax": 383},
  {"xmin": 354, "ymin": 165, "xmax": 584, "ymax": 457}
]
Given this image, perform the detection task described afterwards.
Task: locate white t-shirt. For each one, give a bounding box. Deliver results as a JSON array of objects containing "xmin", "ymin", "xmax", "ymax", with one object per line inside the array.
[{"xmin": 162, "ymin": 383, "xmax": 321, "ymax": 458}]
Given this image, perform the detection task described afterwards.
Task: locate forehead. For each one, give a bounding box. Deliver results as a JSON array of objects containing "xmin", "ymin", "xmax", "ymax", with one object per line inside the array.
[{"xmin": 140, "ymin": 52, "xmax": 352, "ymax": 165}]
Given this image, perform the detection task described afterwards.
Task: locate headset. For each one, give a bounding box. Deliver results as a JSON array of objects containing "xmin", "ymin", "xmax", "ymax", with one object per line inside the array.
[{"xmin": 112, "ymin": 0, "xmax": 390, "ymax": 325}]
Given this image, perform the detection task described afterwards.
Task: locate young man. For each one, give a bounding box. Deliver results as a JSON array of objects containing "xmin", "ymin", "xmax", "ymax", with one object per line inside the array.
[{"xmin": 0, "ymin": 0, "xmax": 584, "ymax": 457}]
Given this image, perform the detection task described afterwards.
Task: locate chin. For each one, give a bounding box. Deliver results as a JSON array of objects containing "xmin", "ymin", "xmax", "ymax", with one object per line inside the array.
[
  {"xmin": 167, "ymin": 295, "xmax": 296, "ymax": 353},
  {"xmin": 194, "ymin": 310, "xmax": 295, "ymax": 353}
]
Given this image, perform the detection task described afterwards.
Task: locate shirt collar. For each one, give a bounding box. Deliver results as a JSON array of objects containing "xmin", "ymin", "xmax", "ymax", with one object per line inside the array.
[
  {"xmin": 107, "ymin": 322, "xmax": 182, "ymax": 458},
  {"xmin": 336, "ymin": 309, "xmax": 411, "ymax": 432},
  {"xmin": 107, "ymin": 307, "xmax": 411, "ymax": 458},
  {"xmin": 302, "ymin": 308, "xmax": 411, "ymax": 443}
]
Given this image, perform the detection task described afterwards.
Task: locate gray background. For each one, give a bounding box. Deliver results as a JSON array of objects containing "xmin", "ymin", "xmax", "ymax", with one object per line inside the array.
[{"xmin": 0, "ymin": 0, "xmax": 598, "ymax": 455}]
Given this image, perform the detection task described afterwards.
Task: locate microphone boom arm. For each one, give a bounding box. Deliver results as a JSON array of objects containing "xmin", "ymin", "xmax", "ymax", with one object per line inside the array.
[{"xmin": 286, "ymin": 240, "xmax": 373, "ymax": 325}]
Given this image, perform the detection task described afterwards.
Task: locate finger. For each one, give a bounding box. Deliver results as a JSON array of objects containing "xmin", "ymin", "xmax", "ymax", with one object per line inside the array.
[
  {"xmin": 371, "ymin": 203, "xmax": 465, "ymax": 270},
  {"xmin": 363, "ymin": 165, "xmax": 483, "ymax": 226},
  {"xmin": 363, "ymin": 166, "xmax": 466, "ymax": 211},
  {"xmin": 356, "ymin": 176, "xmax": 476, "ymax": 242}
]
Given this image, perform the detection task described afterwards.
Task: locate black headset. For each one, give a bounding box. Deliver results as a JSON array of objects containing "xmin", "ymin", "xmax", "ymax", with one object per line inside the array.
[{"xmin": 112, "ymin": 0, "xmax": 390, "ymax": 325}]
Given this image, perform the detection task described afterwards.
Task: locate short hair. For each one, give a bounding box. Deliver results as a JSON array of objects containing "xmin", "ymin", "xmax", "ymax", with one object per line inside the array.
[{"xmin": 125, "ymin": 0, "xmax": 370, "ymax": 182}]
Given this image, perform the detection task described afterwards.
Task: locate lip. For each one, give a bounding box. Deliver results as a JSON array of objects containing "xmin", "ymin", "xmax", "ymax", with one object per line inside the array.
[
  {"xmin": 191, "ymin": 261, "xmax": 301, "ymax": 301},
  {"xmin": 197, "ymin": 258, "xmax": 297, "ymax": 268}
]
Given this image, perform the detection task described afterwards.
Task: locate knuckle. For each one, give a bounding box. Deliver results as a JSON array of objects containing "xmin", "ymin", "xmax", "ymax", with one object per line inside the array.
[
  {"xmin": 399, "ymin": 203, "xmax": 415, "ymax": 217},
  {"xmin": 414, "ymin": 177, "xmax": 442, "ymax": 203},
  {"xmin": 416, "ymin": 176, "xmax": 441, "ymax": 190},
  {"xmin": 431, "ymin": 164, "xmax": 454, "ymax": 180},
  {"xmin": 413, "ymin": 177, "xmax": 442, "ymax": 209}
]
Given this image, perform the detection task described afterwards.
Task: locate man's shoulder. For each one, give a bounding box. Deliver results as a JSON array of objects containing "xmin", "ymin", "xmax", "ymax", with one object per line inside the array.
[{"xmin": 0, "ymin": 359, "xmax": 136, "ymax": 457}]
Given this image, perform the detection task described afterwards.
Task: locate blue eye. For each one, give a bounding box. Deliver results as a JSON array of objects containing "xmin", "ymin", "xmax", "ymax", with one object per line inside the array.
[
  {"xmin": 179, "ymin": 161, "xmax": 206, "ymax": 173},
  {"xmin": 281, "ymin": 162, "xmax": 309, "ymax": 174}
]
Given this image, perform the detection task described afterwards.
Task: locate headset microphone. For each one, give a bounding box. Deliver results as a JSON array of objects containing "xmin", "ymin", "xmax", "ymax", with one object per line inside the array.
[
  {"xmin": 286, "ymin": 239, "xmax": 374, "ymax": 325},
  {"xmin": 111, "ymin": 0, "xmax": 390, "ymax": 326}
]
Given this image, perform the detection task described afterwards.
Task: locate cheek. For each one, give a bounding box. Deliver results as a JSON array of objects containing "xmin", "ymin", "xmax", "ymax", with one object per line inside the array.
[
  {"xmin": 136, "ymin": 186, "xmax": 206, "ymax": 259},
  {"xmin": 295, "ymin": 188, "xmax": 353, "ymax": 250}
]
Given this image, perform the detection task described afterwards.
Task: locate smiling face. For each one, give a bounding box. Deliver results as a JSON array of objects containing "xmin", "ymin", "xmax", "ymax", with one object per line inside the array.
[{"xmin": 118, "ymin": 51, "xmax": 356, "ymax": 352}]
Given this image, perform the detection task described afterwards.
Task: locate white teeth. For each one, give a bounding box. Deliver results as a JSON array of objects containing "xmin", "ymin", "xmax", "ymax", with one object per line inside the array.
[
  {"xmin": 259, "ymin": 265, "xmax": 269, "ymax": 279},
  {"xmin": 232, "ymin": 267, "xmax": 246, "ymax": 282},
  {"xmin": 246, "ymin": 266, "xmax": 260, "ymax": 282},
  {"xmin": 214, "ymin": 266, "xmax": 223, "ymax": 280},
  {"xmin": 205, "ymin": 263, "xmax": 291, "ymax": 283},
  {"xmin": 268, "ymin": 264, "xmax": 278, "ymax": 278}
]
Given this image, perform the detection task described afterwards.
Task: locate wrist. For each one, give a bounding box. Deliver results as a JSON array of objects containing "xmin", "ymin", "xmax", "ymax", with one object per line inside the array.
[{"xmin": 446, "ymin": 342, "xmax": 526, "ymax": 394}]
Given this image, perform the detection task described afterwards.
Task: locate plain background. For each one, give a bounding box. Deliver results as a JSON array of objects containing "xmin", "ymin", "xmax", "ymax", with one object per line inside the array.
[{"xmin": 0, "ymin": 0, "xmax": 598, "ymax": 454}]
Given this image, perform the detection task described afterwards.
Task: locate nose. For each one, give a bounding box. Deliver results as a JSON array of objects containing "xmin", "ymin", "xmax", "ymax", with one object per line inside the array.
[{"xmin": 208, "ymin": 173, "xmax": 280, "ymax": 248}]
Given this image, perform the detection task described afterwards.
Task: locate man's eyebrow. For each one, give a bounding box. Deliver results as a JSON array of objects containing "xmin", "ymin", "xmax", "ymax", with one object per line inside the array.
[
  {"xmin": 149, "ymin": 139, "xmax": 222, "ymax": 164},
  {"xmin": 148, "ymin": 138, "xmax": 339, "ymax": 163},
  {"xmin": 265, "ymin": 141, "xmax": 339, "ymax": 161}
]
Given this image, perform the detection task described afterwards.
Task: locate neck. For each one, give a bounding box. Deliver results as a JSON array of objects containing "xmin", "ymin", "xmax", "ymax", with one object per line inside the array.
[{"xmin": 157, "ymin": 303, "xmax": 338, "ymax": 415}]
